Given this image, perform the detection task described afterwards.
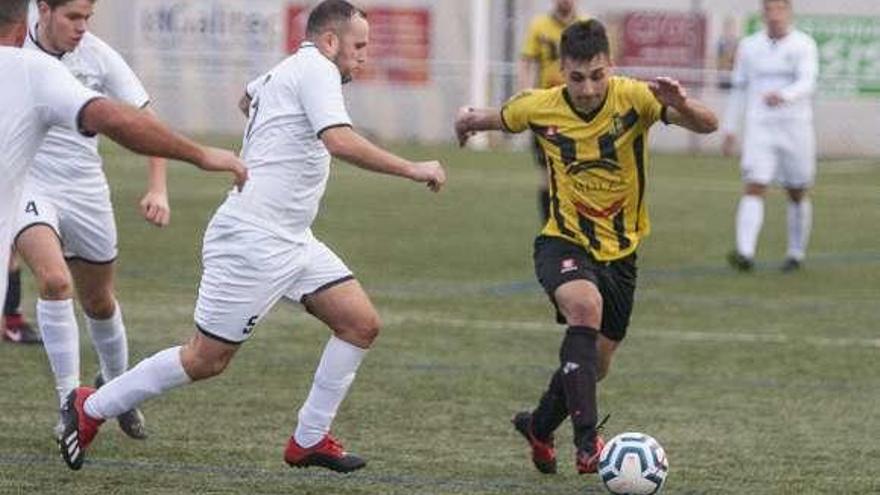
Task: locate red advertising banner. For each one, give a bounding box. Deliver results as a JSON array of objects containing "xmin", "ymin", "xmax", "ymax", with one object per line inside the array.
[
  {"xmin": 619, "ymin": 12, "xmax": 706, "ymax": 68},
  {"xmin": 286, "ymin": 5, "xmax": 430, "ymax": 85}
]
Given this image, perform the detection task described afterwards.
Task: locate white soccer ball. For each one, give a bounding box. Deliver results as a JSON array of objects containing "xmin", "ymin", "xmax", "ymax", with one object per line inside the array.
[{"xmin": 598, "ymin": 432, "xmax": 669, "ymax": 495}]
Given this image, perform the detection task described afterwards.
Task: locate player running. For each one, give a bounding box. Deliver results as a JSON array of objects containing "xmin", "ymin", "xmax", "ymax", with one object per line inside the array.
[
  {"xmin": 57, "ymin": 0, "xmax": 445, "ymax": 473},
  {"xmin": 455, "ymin": 19, "xmax": 717, "ymax": 476}
]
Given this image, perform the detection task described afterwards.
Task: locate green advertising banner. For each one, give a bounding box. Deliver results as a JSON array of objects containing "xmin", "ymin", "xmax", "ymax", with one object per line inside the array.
[{"xmin": 746, "ymin": 14, "xmax": 880, "ymax": 96}]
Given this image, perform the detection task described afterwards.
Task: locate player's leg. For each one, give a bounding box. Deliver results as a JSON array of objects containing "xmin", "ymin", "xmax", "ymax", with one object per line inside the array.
[
  {"xmin": 68, "ymin": 261, "xmax": 127, "ymax": 380},
  {"xmin": 553, "ymin": 279, "xmax": 605, "ymax": 472},
  {"xmin": 62, "ymin": 197, "xmax": 129, "ymax": 381},
  {"xmin": 783, "ymin": 186, "xmax": 811, "ymax": 271},
  {"xmin": 730, "ymin": 129, "xmax": 775, "ymax": 270},
  {"xmin": 15, "ymin": 222, "xmax": 81, "ymax": 410},
  {"xmin": 63, "ymin": 334, "xmax": 238, "ymax": 470},
  {"xmin": 516, "ymin": 236, "xmax": 605, "ymax": 474},
  {"xmin": 3, "ymin": 252, "xmax": 41, "ymax": 344},
  {"xmin": 60, "ymin": 214, "xmax": 285, "ymax": 470},
  {"xmin": 780, "ymin": 123, "xmax": 816, "ymax": 271},
  {"xmin": 68, "ymin": 259, "xmax": 149, "ymax": 439},
  {"xmin": 284, "ymin": 240, "xmax": 373, "ymax": 472}
]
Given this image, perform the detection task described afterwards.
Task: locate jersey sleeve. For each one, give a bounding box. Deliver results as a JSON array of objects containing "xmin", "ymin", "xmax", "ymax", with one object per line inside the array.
[
  {"xmin": 500, "ymin": 90, "xmax": 538, "ymax": 133},
  {"xmin": 30, "ymin": 55, "xmax": 103, "ymax": 136},
  {"xmin": 299, "ymin": 60, "xmax": 352, "ymax": 138},
  {"xmin": 630, "ymin": 80, "xmax": 664, "ymax": 126},
  {"xmin": 92, "ymin": 34, "xmax": 150, "ymax": 107},
  {"xmin": 779, "ymin": 35, "xmax": 818, "ymax": 103},
  {"xmin": 520, "ymin": 18, "xmax": 542, "ymax": 59}
]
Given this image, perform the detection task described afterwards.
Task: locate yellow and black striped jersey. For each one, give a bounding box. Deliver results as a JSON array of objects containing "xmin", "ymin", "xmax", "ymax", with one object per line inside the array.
[
  {"xmin": 520, "ymin": 14, "xmax": 587, "ymax": 89},
  {"xmin": 501, "ymin": 77, "xmax": 667, "ymax": 261}
]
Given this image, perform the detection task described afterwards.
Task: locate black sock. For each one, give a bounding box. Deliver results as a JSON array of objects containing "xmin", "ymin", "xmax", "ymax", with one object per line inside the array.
[
  {"xmin": 538, "ymin": 188, "xmax": 550, "ymax": 224},
  {"xmin": 4, "ymin": 269, "xmax": 21, "ymax": 316},
  {"xmin": 531, "ymin": 368, "xmax": 568, "ymax": 441},
  {"xmin": 559, "ymin": 326, "xmax": 599, "ymax": 451}
]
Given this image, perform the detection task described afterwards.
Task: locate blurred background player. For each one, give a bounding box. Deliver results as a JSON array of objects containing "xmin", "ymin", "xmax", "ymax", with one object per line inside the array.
[
  {"xmin": 456, "ymin": 19, "xmax": 717, "ymax": 478},
  {"xmin": 519, "ymin": 0, "xmax": 587, "ymax": 223},
  {"xmin": 3, "ymin": 253, "xmax": 40, "ymax": 344},
  {"xmin": 59, "ymin": 0, "xmax": 445, "ymax": 473},
  {"xmin": 721, "ymin": 0, "xmax": 818, "ymax": 272},
  {"xmin": 14, "ymin": 0, "xmax": 176, "ymax": 439}
]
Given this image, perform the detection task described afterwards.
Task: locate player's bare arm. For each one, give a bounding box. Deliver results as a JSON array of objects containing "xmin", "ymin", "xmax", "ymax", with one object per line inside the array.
[
  {"xmin": 649, "ymin": 77, "xmax": 718, "ymax": 134},
  {"xmin": 79, "ymin": 98, "xmax": 248, "ymax": 190},
  {"xmin": 139, "ymin": 107, "xmax": 171, "ymax": 227},
  {"xmin": 320, "ymin": 126, "xmax": 446, "ymax": 193},
  {"xmin": 454, "ymin": 106, "xmax": 505, "ymax": 147}
]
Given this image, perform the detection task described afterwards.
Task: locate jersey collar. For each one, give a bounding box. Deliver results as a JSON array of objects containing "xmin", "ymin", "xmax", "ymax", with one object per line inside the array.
[
  {"xmin": 29, "ymin": 23, "xmax": 66, "ymax": 59},
  {"xmin": 562, "ymin": 86, "xmax": 609, "ymax": 124}
]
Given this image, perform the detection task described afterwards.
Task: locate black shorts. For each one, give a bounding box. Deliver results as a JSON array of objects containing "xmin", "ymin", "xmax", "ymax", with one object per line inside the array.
[{"xmin": 533, "ymin": 235, "xmax": 638, "ymax": 342}]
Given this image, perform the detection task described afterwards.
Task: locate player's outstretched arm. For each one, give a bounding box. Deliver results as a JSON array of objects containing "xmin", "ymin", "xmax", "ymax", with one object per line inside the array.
[
  {"xmin": 139, "ymin": 107, "xmax": 172, "ymax": 227},
  {"xmin": 80, "ymin": 98, "xmax": 248, "ymax": 191},
  {"xmin": 321, "ymin": 126, "xmax": 446, "ymax": 193},
  {"xmin": 454, "ymin": 106, "xmax": 505, "ymax": 147},
  {"xmin": 649, "ymin": 77, "xmax": 718, "ymax": 134}
]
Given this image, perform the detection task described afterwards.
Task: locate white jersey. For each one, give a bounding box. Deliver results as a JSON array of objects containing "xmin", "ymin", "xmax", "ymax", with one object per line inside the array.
[
  {"xmin": 722, "ymin": 28, "xmax": 818, "ymax": 134},
  {"xmin": 0, "ymin": 47, "xmax": 101, "ymax": 308},
  {"xmin": 216, "ymin": 42, "xmax": 352, "ymax": 242},
  {"xmin": 24, "ymin": 4, "xmax": 149, "ymax": 194}
]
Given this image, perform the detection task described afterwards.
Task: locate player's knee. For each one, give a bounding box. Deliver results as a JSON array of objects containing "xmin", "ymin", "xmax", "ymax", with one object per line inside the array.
[
  {"xmin": 184, "ymin": 354, "xmax": 231, "ymax": 381},
  {"xmin": 353, "ymin": 312, "xmax": 381, "ymax": 344},
  {"xmin": 744, "ymin": 183, "xmax": 767, "ymax": 196},
  {"xmin": 334, "ymin": 312, "xmax": 381, "ymax": 348},
  {"xmin": 562, "ymin": 296, "xmax": 602, "ymax": 328},
  {"xmin": 38, "ymin": 270, "xmax": 73, "ymax": 300},
  {"xmin": 80, "ymin": 293, "xmax": 116, "ymax": 320},
  {"xmin": 786, "ymin": 188, "xmax": 807, "ymax": 202}
]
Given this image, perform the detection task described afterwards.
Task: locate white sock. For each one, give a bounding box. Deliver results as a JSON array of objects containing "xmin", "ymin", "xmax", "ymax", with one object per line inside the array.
[
  {"xmin": 736, "ymin": 195, "xmax": 764, "ymax": 259},
  {"xmin": 38, "ymin": 299, "xmax": 80, "ymax": 407},
  {"xmin": 294, "ymin": 336, "xmax": 367, "ymax": 448},
  {"xmin": 786, "ymin": 198, "xmax": 812, "ymax": 261},
  {"xmin": 84, "ymin": 346, "xmax": 191, "ymax": 419},
  {"xmin": 86, "ymin": 300, "xmax": 128, "ymax": 381}
]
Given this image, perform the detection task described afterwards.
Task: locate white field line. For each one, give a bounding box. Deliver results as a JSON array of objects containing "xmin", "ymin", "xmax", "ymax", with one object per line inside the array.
[{"xmin": 379, "ymin": 311, "xmax": 880, "ymax": 350}]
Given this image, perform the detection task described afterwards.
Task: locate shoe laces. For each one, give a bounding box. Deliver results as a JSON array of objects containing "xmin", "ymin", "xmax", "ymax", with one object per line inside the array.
[
  {"xmin": 323, "ymin": 434, "xmax": 345, "ymax": 456},
  {"xmin": 596, "ymin": 413, "xmax": 610, "ymax": 433}
]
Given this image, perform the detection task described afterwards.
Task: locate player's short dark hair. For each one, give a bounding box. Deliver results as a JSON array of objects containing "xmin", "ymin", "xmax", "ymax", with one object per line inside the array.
[
  {"xmin": 560, "ymin": 19, "xmax": 610, "ymax": 63},
  {"xmin": 38, "ymin": 0, "xmax": 97, "ymax": 10},
  {"xmin": 306, "ymin": 0, "xmax": 366, "ymax": 37},
  {"xmin": 0, "ymin": 0, "xmax": 29, "ymax": 28}
]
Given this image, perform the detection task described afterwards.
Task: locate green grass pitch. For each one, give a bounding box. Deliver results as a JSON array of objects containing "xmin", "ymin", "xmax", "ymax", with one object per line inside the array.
[{"xmin": 1, "ymin": 140, "xmax": 878, "ymax": 494}]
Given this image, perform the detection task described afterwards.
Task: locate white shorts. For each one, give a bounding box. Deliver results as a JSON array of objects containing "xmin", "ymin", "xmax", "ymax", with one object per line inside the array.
[
  {"xmin": 741, "ymin": 121, "xmax": 816, "ymax": 188},
  {"xmin": 194, "ymin": 213, "xmax": 353, "ymax": 344},
  {"xmin": 14, "ymin": 184, "xmax": 117, "ymax": 264}
]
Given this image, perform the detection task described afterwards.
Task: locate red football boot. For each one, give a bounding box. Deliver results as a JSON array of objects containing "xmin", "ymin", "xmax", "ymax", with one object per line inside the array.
[
  {"xmin": 511, "ymin": 411, "xmax": 557, "ymax": 474},
  {"xmin": 576, "ymin": 434, "xmax": 606, "ymax": 474},
  {"xmin": 58, "ymin": 387, "xmax": 105, "ymax": 470},
  {"xmin": 284, "ymin": 433, "xmax": 366, "ymax": 473}
]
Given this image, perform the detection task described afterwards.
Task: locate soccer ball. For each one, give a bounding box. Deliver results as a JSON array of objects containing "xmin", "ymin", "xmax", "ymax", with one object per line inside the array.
[{"xmin": 598, "ymin": 432, "xmax": 669, "ymax": 495}]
